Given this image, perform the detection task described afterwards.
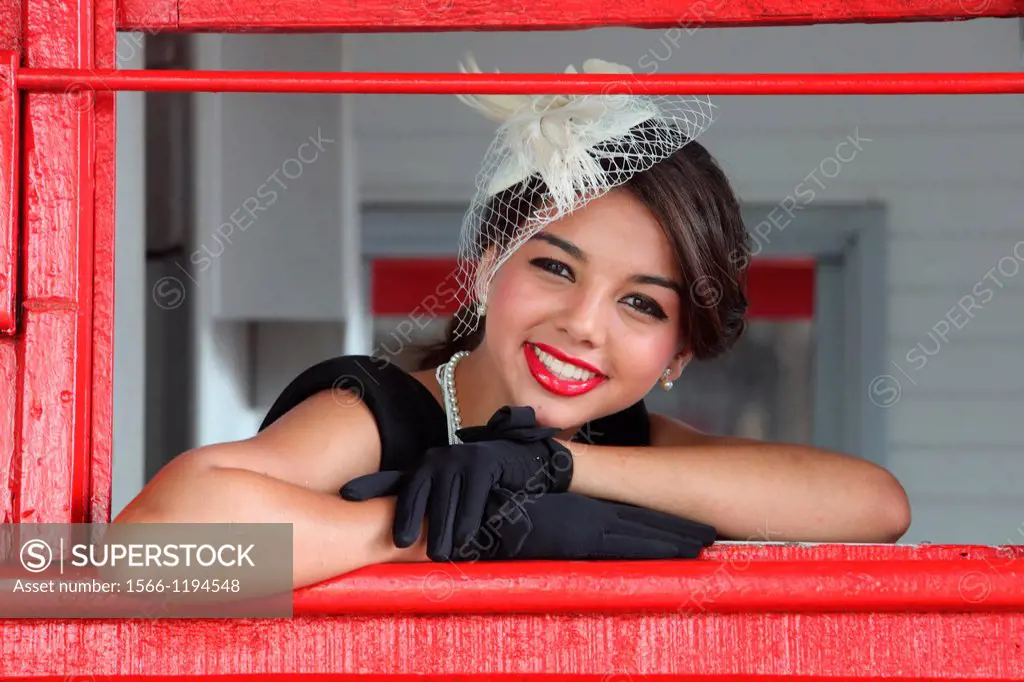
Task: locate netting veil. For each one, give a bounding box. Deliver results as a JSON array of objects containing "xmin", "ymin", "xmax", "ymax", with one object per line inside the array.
[{"xmin": 450, "ymin": 53, "xmax": 717, "ymax": 341}]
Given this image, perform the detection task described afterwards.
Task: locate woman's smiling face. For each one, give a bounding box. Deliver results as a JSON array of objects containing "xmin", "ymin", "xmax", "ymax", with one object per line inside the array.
[{"xmin": 477, "ymin": 187, "xmax": 691, "ymax": 430}]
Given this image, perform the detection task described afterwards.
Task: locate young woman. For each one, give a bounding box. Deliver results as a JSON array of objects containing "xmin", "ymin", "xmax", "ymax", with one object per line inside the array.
[{"xmin": 115, "ymin": 56, "xmax": 911, "ymax": 589}]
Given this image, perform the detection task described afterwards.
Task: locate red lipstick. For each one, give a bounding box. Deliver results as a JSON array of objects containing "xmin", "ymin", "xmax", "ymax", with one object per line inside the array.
[{"xmin": 524, "ymin": 343, "xmax": 607, "ymax": 397}]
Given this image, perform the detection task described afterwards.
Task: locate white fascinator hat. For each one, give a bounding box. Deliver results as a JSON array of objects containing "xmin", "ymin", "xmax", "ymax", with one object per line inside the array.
[{"xmin": 450, "ymin": 52, "xmax": 717, "ymax": 341}]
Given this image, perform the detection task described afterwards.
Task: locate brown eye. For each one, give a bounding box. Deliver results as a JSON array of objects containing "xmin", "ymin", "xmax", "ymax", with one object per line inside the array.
[
  {"xmin": 623, "ymin": 294, "xmax": 668, "ymax": 320},
  {"xmin": 530, "ymin": 258, "xmax": 574, "ymax": 281}
]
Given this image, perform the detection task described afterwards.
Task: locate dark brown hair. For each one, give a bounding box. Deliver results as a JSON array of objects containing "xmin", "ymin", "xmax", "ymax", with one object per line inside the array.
[{"xmin": 416, "ymin": 131, "xmax": 750, "ymax": 370}]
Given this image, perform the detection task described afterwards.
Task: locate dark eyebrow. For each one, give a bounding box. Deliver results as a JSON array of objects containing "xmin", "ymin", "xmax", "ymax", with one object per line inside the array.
[
  {"xmin": 530, "ymin": 232, "xmax": 586, "ymax": 262},
  {"xmin": 529, "ymin": 232, "xmax": 683, "ymax": 297},
  {"xmin": 632, "ymin": 274, "xmax": 684, "ymax": 297}
]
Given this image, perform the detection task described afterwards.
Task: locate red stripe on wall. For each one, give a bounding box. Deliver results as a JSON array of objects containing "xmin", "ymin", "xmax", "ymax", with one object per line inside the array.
[
  {"xmin": 371, "ymin": 258, "xmax": 815, "ymax": 321},
  {"xmin": 744, "ymin": 257, "xmax": 816, "ymax": 320}
]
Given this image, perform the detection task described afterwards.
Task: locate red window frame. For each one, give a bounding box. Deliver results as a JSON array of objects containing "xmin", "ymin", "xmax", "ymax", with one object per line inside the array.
[{"xmin": 2, "ymin": 0, "xmax": 1024, "ymax": 676}]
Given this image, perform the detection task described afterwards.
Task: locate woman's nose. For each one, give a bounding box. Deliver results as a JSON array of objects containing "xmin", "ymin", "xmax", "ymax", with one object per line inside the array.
[{"xmin": 557, "ymin": 290, "xmax": 607, "ymax": 347}]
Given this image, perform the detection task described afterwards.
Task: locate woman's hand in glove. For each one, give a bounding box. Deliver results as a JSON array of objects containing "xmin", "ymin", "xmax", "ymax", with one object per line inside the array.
[
  {"xmin": 340, "ymin": 405, "xmax": 573, "ymax": 561},
  {"xmin": 452, "ymin": 487, "xmax": 717, "ymax": 562}
]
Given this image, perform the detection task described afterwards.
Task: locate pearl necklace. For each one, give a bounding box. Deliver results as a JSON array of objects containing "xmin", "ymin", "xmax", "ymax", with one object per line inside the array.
[{"xmin": 435, "ymin": 351, "xmax": 471, "ymax": 445}]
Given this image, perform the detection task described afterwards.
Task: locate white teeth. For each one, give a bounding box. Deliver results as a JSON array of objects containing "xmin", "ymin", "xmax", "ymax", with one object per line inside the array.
[{"xmin": 532, "ymin": 346, "xmax": 597, "ymax": 382}]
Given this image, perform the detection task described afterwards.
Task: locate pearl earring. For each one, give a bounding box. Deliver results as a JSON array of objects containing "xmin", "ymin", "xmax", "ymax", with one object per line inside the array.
[
  {"xmin": 661, "ymin": 369, "xmax": 674, "ymax": 391},
  {"xmin": 474, "ymin": 284, "xmax": 488, "ymax": 317}
]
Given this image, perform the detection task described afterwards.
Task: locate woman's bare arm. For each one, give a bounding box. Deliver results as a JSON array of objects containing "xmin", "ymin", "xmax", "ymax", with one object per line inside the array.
[
  {"xmin": 563, "ymin": 413, "xmax": 911, "ymax": 543},
  {"xmin": 114, "ymin": 390, "xmax": 427, "ymax": 588}
]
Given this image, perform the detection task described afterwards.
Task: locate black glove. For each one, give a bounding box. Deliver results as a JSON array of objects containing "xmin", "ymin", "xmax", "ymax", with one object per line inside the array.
[
  {"xmin": 340, "ymin": 405, "xmax": 573, "ymax": 561},
  {"xmin": 452, "ymin": 487, "xmax": 716, "ymax": 562}
]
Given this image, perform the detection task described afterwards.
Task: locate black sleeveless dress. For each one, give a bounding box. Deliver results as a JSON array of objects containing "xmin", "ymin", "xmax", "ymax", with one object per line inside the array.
[{"xmin": 258, "ymin": 354, "xmax": 651, "ymax": 472}]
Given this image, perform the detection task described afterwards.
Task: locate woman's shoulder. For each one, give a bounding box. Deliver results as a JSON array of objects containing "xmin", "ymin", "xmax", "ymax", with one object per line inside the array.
[
  {"xmin": 259, "ymin": 354, "xmax": 448, "ymax": 469},
  {"xmin": 259, "ymin": 355, "xmax": 421, "ymax": 427}
]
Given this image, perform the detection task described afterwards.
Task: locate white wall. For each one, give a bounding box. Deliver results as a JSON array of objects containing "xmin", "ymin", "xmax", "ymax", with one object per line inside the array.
[{"xmin": 169, "ymin": 19, "xmax": 1024, "ymax": 544}]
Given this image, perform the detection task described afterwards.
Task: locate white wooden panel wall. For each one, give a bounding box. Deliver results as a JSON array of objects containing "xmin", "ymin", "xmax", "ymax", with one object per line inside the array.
[
  {"xmin": 882, "ymin": 190, "xmax": 1024, "ymax": 543},
  {"xmin": 210, "ymin": 34, "xmax": 346, "ymax": 320}
]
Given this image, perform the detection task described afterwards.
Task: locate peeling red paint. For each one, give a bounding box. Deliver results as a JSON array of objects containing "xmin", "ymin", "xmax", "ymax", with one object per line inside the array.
[
  {"xmin": 89, "ymin": 0, "xmax": 116, "ymax": 526},
  {"xmin": 115, "ymin": 0, "xmax": 1024, "ymax": 32},
  {"xmin": 13, "ymin": 0, "xmax": 103, "ymax": 525},
  {"xmin": 117, "ymin": 0, "xmax": 177, "ymax": 31},
  {"xmin": 15, "ymin": 309, "xmax": 77, "ymax": 522},
  {"xmin": 290, "ymin": 551, "xmax": 1024, "ymax": 615},
  {"xmin": 0, "ymin": 336, "xmax": 14, "ymax": 522},
  {"xmin": 4, "ymin": 0, "xmax": 1024, "ymax": 676},
  {"xmin": 0, "ymin": 52, "xmax": 16, "ymax": 335},
  {"xmin": 1, "ymin": 605, "xmax": 1024, "ymax": 677}
]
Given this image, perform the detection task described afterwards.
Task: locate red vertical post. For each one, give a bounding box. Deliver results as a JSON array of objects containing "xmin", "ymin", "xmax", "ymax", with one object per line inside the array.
[
  {"xmin": 0, "ymin": 2, "xmax": 19, "ymax": 525},
  {"xmin": 13, "ymin": 0, "xmax": 115, "ymax": 524},
  {"xmin": 0, "ymin": 51, "xmax": 17, "ymax": 336},
  {"xmin": 89, "ymin": 0, "xmax": 117, "ymax": 525}
]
